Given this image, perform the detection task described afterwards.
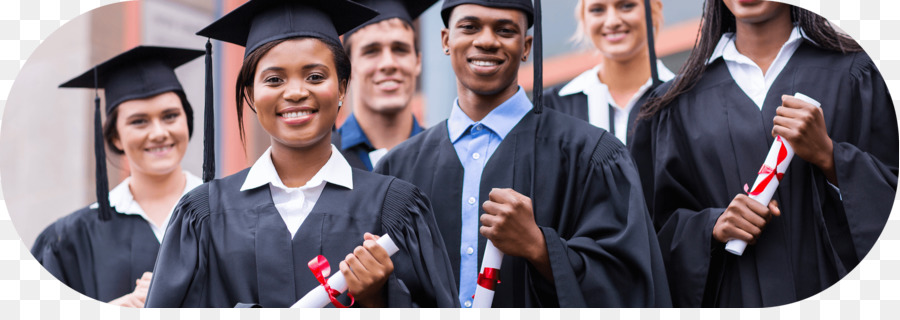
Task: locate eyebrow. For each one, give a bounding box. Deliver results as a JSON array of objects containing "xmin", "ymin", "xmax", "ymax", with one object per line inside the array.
[
  {"xmin": 259, "ymin": 63, "xmax": 330, "ymax": 73},
  {"xmin": 457, "ymin": 16, "xmax": 521, "ymax": 29},
  {"xmin": 124, "ymin": 107, "xmax": 181, "ymax": 119}
]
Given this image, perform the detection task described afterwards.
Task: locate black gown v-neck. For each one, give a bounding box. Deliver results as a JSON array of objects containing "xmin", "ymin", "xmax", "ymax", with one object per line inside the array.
[
  {"xmin": 630, "ymin": 42, "xmax": 898, "ymax": 307},
  {"xmin": 144, "ymin": 168, "xmax": 459, "ymax": 308}
]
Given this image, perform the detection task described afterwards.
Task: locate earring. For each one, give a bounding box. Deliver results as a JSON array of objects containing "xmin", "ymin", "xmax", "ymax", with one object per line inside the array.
[
  {"xmin": 445, "ymin": 49, "xmax": 449, "ymax": 54},
  {"xmin": 339, "ymin": 101, "xmax": 343, "ymax": 107}
]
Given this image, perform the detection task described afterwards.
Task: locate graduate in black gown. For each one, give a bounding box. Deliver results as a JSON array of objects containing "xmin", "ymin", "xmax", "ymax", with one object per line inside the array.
[
  {"xmin": 144, "ymin": 0, "xmax": 458, "ymax": 308},
  {"xmin": 543, "ymin": 0, "xmax": 674, "ymax": 145},
  {"xmin": 30, "ymin": 46, "xmax": 206, "ymax": 306},
  {"xmin": 376, "ymin": 0, "xmax": 670, "ymax": 308},
  {"xmin": 631, "ymin": 0, "xmax": 898, "ymax": 307}
]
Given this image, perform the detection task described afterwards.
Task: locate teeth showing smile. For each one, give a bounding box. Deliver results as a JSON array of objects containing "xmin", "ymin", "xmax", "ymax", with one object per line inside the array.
[
  {"xmin": 471, "ymin": 60, "xmax": 500, "ymax": 67},
  {"xmin": 281, "ymin": 110, "xmax": 316, "ymax": 119},
  {"xmin": 146, "ymin": 145, "xmax": 173, "ymax": 153},
  {"xmin": 604, "ymin": 31, "xmax": 628, "ymax": 40}
]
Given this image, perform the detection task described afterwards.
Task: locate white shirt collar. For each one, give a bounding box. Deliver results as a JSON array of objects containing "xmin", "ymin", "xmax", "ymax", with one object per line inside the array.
[
  {"xmin": 708, "ymin": 25, "xmax": 808, "ymax": 65},
  {"xmin": 558, "ymin": 60, "xmax": 676, "ymax": 97},
  {"xmin": 92, "ymin": 171, "xmax": 204, "ymax": 242},
  {"xmin": 240, "ymin": 144, "xmax": 354, "ymax": 192}
]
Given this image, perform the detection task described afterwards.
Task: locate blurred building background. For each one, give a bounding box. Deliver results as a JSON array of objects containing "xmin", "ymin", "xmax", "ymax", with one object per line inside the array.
[{"xmin": 1, "ymin": 0, "xmax": 703, "ymax": 247}]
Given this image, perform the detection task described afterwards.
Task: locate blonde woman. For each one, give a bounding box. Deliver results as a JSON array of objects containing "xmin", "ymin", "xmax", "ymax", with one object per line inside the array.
[{"xmin": 544, "ymin": 0, "xmax": 673, "ymax": 145}]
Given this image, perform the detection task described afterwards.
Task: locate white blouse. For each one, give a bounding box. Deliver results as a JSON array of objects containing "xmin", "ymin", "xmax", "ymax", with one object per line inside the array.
[
  {"xmin": 92, "ymin": 171, "xmax": 204, "ymax": 243},
  {"xmin": 240, "ymin": 145, "xmax": 354, "ymax": 239},
  {"xmin": 557, "ymin": 60, "xmax": 675, "ymax": 144}
]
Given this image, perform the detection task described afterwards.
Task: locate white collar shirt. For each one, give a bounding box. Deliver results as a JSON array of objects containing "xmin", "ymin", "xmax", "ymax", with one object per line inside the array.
[
  {"xmin": 708, "ymin": 25, "xmax": 806, "ymax": 109},
  {"xmin": 708, "ymin": 26, "xmax": 841, "ymax": 194},
  {"xmin": 93, "ymin": 171, "xmax": 204, "ymax": 243},
  {"xmin": 558, "ymin": 60, "xmax": 675, "ymax": 144},
  {"xmin": 240, "ymin": 144, "xmax": 354, "ymax": 239}
]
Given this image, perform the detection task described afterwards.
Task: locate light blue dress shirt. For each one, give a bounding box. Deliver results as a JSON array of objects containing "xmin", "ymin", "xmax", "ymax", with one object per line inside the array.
[{"xmin": 447, "ymin": 87, "xmax": 532, "ymax": 308}]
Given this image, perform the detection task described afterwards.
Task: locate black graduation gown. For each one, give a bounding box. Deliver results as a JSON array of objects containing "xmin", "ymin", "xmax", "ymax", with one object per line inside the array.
[
  {"xmin": 630, "ymin": 42, "xmax": 898, "ymax": 307},
  {"xmin": 542, "ymin": 84, "xmax": 652, "ymax": 145},
  {"xmin": 375, "ymin": 108, "xmax": 671, "ymax": 307},
  {"xmin": 144, "ymin": 168, "xmax": 459, "ymax": 308},
  {"xmin": 31, "ymin": 207, "xmax": 160, "ymax": 302}
]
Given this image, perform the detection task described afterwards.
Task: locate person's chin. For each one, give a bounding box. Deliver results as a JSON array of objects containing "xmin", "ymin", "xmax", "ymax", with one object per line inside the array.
[
  {"xmin": 465, "ymin": 77, "xmax": 514, "ymax": 96},
  {"xmin": 274, "ymin": 131, "xmax": 330, "ymax": 150},
  {"xmin": 368, "ymin": 98, "xmax": 410, "ymax": 114}
]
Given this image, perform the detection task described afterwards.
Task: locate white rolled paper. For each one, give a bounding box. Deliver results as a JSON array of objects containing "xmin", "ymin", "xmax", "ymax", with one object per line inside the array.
[
  {"xmin": 725, "ymin": 93, "xmax": 821, "ymax": 256},
  {"xmin": 472, "ymin": 240, "xmax": 503, "ymax": 308},
  {"xmin": 291, "ymin": 234, "xmax": 400, "ymax": 308}
]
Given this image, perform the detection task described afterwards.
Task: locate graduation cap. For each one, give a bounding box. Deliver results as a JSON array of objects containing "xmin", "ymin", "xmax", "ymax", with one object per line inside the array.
[
  {"xmin": 440, "ymin": 0, "xmax": 535, "ymax": 28},
  {"xmin": 194, "ymin": 0, "xmax": 378, "ymax": 183},
  {"xmin": 196, "ymin": 0, "xmax": 378, "ymax": 57},
  {"xmin": 59, "ymin": 46, "xmax": 204, "ymax": 221},
  {"xmin": 345, "ymin": 0, "xmax": 439, "ymax": 38}
]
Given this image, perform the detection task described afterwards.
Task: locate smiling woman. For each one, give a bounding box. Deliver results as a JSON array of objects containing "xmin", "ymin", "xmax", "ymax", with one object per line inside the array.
[
  {"xmin": 543, "ymin": 0, "xmax": 674, "ymax": 145},
  {"xmin": 28, "ymin": 46, "xmax": 205, "ymax": 308},
  {"xmin": 144, "ymin": 0, "xmax": 458, "ymax": 308},
  {"xmin": 110, "ymin": 92, "xmax": 191, "ymax": 178}
]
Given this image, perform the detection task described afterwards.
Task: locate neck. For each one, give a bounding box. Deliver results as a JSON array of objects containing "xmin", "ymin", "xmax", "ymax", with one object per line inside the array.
[
  {"xmin": 352, "ymin": 101, "xmax": 415, "ymax": 150},
  {"xmin": 270, "ymin": 135, "xmax": 333, "ymax": 188},
  {"xmin": 600, "ymin": 50, "xmax": 653, "ymax": 108},
  {"xmin": 733, "ymin": 12, "xmax": 794, "ymax": 75},
  {"xmin": 128, "ymin": 167, "xmax": 186, "ymax": 225},
  {"xmin": 457, "ymin": 82, "xmax": 519, "ymax": 122},
  {"xmin": 129, "ymin": 167, "xmax": 186, "ymax": 202}
]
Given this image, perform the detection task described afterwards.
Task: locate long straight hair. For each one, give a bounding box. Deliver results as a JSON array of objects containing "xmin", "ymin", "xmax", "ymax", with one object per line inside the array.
[{"xmin": 639, "ymin": 1, "xmax": 862, "ymax": 119}]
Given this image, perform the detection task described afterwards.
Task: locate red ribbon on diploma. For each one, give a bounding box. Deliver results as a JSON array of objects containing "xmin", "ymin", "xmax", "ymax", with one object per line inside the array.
[
  {"xmin": 308, "ymin": 255, "xmax": 354, "ymax": 308},
  {"xmin": 749, "ymin": 136, "xmax": 788, "ymax": 196},
  {"xmin": 477, "ymin": 267, "xmax": 501, "ymax": 291}
]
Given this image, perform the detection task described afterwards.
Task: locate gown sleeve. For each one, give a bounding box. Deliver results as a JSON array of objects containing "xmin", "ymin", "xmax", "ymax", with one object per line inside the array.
[
  {"xmin": 538, "ymin": 132, "xmax": 672, "ymax": 307},
  {"xmin": 145, "ymin": 184, "xmax": 212, "ymax": 308},
  {"xmin": 380, "ymin": 178, "xmax": 460, "ymax": 308},
  {"xmin": 31, "ymin": 220, "xmax": 86, "ymax": 294},
  {"xmin": 827, "ymin": 53, "xmax": 898, "ymax": 263},
  {"xmin": 630, "ymin": 108, "xmax": 724, "ymax": 307},
  {"xmin": 31, "ymin": 213, "xmax": 99, "ymax": 300}
]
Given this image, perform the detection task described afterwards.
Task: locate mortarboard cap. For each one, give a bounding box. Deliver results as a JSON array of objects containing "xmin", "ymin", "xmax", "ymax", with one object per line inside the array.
[
  {"xmin": 345, "ymin": 0, "xmax": 439, "ymax": 37},
  {"xmin": 59, "ymin": 45, "xmax": 204, "ymax": 221},
  {"xmin": 196, "ymin": 0, "xmax": 379, "ymax": 58},
  {"xmin": 193, "ymin": 0, "xmax": 378, "ymax": 185},
  {"xmin": 441, "ymin": 0, "xmax": 534, "ymax": 28},
  {"xmin": 60, "ymin": 46, "xmax": 203, "ymax": 117}
]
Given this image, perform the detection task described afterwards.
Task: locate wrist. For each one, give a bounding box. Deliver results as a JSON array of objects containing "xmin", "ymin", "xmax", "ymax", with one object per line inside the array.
[
  {"xmin": 526, "ymin": 226, "xmax": 547, "ymax": 263},
  {"xmin": 817, "ymin": 139, "xmax": 835, "ymax": 171},
  {"xmin": 357, "ymin": 292, "xmax": 386, "ymax": 308}
]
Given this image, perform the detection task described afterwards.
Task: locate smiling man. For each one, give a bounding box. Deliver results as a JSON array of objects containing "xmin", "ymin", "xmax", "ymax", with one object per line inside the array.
[
  {"xmin": 376, "ymin": 0, "xmax": 671, "ymax": 308},
  {"xmin": 334, "ymin": 0, "xmax": 437, "ymax": 171}
]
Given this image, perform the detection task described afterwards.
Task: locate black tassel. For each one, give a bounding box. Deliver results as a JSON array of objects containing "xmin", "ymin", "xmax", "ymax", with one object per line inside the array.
[
  {"xmin": 532, "ymin": 0, "xmax": 543, "ymax": 115},
  {"xmin": 93, "ymin": 67, "xmax": 111, "ymax": 221},
  {"xmin": 202, "ymin": 39, "xmax": 216, "ymax": 182},
  {"xmin": 643, "ymin": 0, "xmax": 661, "ymax": 86}
]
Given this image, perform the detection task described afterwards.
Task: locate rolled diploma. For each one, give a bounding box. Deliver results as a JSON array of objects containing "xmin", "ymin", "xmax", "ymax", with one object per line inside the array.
[
  {"xmin": 291, "ymin": 234, "xmax": 400, "ymax": 308},
  {"xmin": 725, "ymin": 93, "xmax": 821, "ymax": 256},
  {"xmin": 472, "ymin": 240, "xmax": 503, "ymax": 308}
]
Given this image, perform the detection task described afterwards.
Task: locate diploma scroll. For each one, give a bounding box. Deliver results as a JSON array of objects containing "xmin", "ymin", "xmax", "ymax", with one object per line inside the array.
[
  {"xmin": 725, "ymin": 93, "xmax": 821, "ymax": 256},
  {"xmin": 472, "ymin": 240, "xmax": 503, "ymax": 308},
  {"xmin": 291, "ymin": 234, "xmax": 400, "ymax": 308}
]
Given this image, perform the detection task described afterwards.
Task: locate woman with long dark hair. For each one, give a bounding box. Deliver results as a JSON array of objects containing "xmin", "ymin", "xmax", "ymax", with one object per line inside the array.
[
  {"xmin": 631, "ymin": 0, "xmax": 897, "ymax": 307},
  {"xmin": 144, "ymin": 0, "xmax": 457, "ymax": 308}
]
